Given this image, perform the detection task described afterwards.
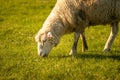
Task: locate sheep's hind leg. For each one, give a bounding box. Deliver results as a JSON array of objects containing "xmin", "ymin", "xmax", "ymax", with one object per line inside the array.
[
  {"xmin": 103, "ymin": 22, "xmax": 119, "ymax": 51},
  {"xmin": 69, "ymin": 32, "xmax": 88, "ymax": 55}
]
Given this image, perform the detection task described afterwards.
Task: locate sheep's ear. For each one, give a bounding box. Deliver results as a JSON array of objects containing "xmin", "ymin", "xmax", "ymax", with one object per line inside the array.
[
  {"xmin": 47, "ymin": 32, "xmax": 54, "ymax": 39},
  {"xmin": 47, "ymin": 32, "xmax": 58, "ymax": 46}
]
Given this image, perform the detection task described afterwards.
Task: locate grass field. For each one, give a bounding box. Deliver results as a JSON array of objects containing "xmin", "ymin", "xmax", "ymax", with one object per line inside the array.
[{"xmin": 0, "ymin": 0, "xmax": 120, "ymax": 80}]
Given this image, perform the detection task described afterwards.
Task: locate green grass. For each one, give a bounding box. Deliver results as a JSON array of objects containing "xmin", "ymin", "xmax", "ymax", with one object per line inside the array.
[{"xmin": 0, "ymin": 0, "xmax": 120, "ymax": 80}]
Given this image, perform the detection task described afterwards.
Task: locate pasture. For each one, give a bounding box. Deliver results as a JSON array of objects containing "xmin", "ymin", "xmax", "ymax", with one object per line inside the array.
[{"xmin": 0, "ymin": 0, "xmax": 120, "ymax": 80}]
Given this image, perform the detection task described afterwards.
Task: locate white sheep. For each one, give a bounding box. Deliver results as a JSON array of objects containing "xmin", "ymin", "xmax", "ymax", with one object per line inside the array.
[{"xmin": 35, "ymin": 0, "xmax": 120, "ymax": 57}]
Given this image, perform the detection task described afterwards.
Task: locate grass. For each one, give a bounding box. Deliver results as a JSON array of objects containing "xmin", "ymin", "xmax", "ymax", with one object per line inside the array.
[{"xmin": 0, "ymin": 0, "xmax": 120, "ymax": 80}]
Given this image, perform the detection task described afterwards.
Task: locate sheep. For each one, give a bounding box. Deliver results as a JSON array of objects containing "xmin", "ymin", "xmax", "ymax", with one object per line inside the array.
[{"xmin": 35, "ymin": 0, "xmax": 120, "ymax": 57}]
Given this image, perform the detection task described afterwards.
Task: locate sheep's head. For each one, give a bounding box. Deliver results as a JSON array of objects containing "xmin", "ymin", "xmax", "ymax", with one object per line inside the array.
[{"xmin": 35, "ymin": 31, "xmax": 58, "ymax": 57}]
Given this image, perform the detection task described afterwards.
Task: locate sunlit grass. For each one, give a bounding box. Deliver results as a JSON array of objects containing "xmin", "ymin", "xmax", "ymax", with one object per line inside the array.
[{"xmin": 0, "ymin": 0, "xmax": 120, "ymax": 80}]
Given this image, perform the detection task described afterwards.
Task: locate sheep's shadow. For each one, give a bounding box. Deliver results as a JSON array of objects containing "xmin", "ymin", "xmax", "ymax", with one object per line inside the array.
[
  {"xmin": 53, "ymin": 50, "xmax": 120, "ymax": 61},
  {"xmin": 75, "ymin": 50, "xmax": 120, "ymax": 60}
]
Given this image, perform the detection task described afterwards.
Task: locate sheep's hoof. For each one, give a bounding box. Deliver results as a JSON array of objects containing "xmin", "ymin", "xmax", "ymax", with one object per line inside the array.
[
  {"xmin": 69, "ymin": 50, "xmax": 76, "ymax": 55},
  {"xmin": 103, "ymin": 48, "xmax": 111, "ymax": 52}
]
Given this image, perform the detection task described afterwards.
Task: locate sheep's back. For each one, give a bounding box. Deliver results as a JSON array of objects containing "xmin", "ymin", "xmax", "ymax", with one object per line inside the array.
[{"xmin": 82, "ymin": 0, "xmax": 117, "ymax": 25}]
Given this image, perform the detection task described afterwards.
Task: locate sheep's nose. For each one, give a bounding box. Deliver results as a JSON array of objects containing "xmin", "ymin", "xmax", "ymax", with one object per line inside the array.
[{"xmin": 38, "ymin": 51, "xmax": 47, "ymax": 57}]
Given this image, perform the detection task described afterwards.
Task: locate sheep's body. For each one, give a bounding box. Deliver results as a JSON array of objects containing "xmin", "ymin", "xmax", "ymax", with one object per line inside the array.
[
  {"xmin": 55, "ymin": 0, "xmax": 120, "ymax": 28},
  {"xmin": 35, "ymin": 0, "xmax": 120, "ymax": 57}
]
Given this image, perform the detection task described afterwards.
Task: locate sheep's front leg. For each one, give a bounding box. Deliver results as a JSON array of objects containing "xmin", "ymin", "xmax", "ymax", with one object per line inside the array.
[
  {"xmin": 103, "ymin": 22, "xmax": 119, "ymax": 51},
  {"xmin": 69, "ymin": 32, "xmax": 88, "ymax": 55},
  {"xmin": 69, "ymin": 32, "xmax": 80, "ymax": 55}
]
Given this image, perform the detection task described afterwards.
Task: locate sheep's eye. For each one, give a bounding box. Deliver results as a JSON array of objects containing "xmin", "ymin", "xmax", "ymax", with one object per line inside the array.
[
  {"xmin": 43, "ymin": 39, "xmax": 47, "ymax": 43},
  {"xmin": 42, "ymin": 39, "xmax": 47, "ymax": 46}
]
